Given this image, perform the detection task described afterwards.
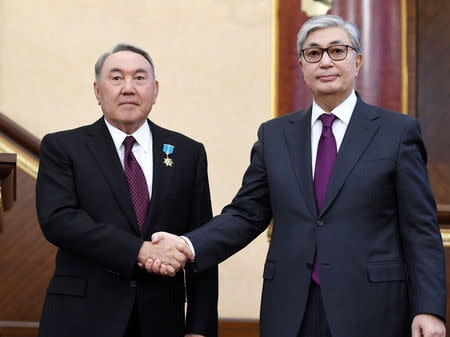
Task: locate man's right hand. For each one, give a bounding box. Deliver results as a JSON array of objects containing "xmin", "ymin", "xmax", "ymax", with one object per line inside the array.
[{"xmin": 137, "ymin": 232, "xmax": 194, "ymax": 276}]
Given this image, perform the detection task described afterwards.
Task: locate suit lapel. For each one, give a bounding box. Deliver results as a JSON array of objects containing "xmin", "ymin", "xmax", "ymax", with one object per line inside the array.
[
  {"xmin": 86, "ymin": 118, "xmax": 141, "ymax": 233},
  {"xmin": 284, "ymin": 108, "xmax": 317, "ymax": 217},
  {"xmin": 142, "ymin": 120, "xmax": 174, "ymax": 239},
  {"xmin": 319, "ymin": 98, "xmax": 380, "ymax": 216}
]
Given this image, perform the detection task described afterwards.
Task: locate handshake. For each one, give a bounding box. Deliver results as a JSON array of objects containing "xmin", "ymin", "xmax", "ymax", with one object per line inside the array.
[{"xmin": 137, "ymin": 232, "xmax": 194, "ymax": 276}]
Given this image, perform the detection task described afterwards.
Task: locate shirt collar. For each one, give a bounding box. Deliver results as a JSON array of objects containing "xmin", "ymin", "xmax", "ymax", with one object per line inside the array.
[
  {"xmin": 104, "ymin": 118, "xmax": 151, "ymax": 153},
  {"xmin": 311, "ymin": 90, "xmax": 357, "ymax": 126}
]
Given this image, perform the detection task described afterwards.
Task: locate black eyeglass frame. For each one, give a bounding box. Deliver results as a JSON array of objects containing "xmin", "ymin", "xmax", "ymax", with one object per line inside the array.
[{"xmin": 300, "ymin": 44, "xmax": 357, "ymax": 63}]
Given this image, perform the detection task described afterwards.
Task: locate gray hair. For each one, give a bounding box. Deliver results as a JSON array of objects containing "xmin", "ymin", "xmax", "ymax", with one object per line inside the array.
[
  {"xmin": 94, "ymin": 43, "xmax": 155, "ymax": 81},
  {"xmin": 296, "ymin": 15, "xmax": 361, "ymax": 59}
]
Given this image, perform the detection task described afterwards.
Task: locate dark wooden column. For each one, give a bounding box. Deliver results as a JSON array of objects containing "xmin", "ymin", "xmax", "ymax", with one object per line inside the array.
[
  {"xmin": 330, "ymin": 0, "xmax": 402, "ymax": 112},
  {"xmin": 275, "ymin": 0, "xmax": 313, "ymax": 115}
]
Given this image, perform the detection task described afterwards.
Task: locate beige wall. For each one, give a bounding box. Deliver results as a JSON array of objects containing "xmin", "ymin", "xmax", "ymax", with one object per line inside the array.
[{"xmin": 0, "ymin": 0, "xmax": 272, "ymax": 319}]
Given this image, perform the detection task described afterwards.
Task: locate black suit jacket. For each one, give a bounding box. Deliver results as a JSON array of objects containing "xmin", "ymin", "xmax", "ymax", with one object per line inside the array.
[
  {"xmin": 186, "ymin": 96, "xmax": 446, "ymax": 337},
  {"xmin": 36, "ymin": 118, "xmax": 218, "ymax": 337}
]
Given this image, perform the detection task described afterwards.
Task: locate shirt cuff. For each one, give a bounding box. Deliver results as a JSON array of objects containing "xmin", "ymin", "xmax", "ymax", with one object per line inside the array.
[{"xmin": 180, "ymin": 236, "xmax": 195, "ymax": 259}]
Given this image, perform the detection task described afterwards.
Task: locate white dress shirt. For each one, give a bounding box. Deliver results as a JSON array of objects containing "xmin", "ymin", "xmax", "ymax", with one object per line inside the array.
[
  {"xmin": 104, "ymin": 118, "xmax": 153, "ymax": 199},
  {"xmin": 311, "ymin": 90, "xmax": 357, "ymax": 175}
]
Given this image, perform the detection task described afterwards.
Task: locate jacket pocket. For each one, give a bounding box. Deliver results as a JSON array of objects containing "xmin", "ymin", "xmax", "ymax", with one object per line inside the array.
[
  {"xmin": 263, "ymin": 261, "xmax": 277, "ymax": 280},
  {"xmin": 47, "ymin": 275, "xmax": 87, "ymax": 297},
  {"xmin": 368, "ymin": 262, "xmax": 406, "ymax": 282}
]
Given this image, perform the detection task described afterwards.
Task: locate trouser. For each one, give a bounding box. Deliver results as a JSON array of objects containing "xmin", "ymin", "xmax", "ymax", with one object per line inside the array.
[
  {"xmin": 123, "ymin": 300, "xmax": 142, "ymax": 337},
  {"xmin": 298, "ymin": 281, "xmax": 332, "ymax": 337}
]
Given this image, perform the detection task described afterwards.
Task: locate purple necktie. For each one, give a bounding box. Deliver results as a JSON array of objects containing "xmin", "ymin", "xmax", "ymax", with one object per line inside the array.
[
  {"xmin": 311, "ymin": 113, "xmax": 337, "ymax": 284},
  {"xmin": 123, "ymin": 136, "xmax": 150, "ymax": 232}
]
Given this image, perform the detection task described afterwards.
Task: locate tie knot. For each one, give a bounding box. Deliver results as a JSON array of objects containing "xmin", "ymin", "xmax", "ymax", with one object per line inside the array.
[
  {"xmin": 319, "ymin": 113, "xmax": 337, "ymax": 128},
  {"xmin": 123, "ymin": 136, "xmax": 136, "ymax": 154}
]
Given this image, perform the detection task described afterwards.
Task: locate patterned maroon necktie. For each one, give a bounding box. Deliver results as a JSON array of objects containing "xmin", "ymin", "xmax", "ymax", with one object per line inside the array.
[
  {"xmin": 123, "ymin": 136, "xmax": 150, "ymax": 232},
  {"xmin": 311, "ymin": 113, "xmax": 337, "ymax": 284}
]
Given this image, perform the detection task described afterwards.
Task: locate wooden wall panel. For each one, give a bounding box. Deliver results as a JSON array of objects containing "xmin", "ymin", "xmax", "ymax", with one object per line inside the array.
[
  {"xmin": 0, "ymin": 167, "xmax": 56, "ymax": 324},
  {"xmin": 416, "ymin": 0, "xmax": 450, "ymax": 207},
  {"xmin": 218, "ymin": 320, "xmax": 259, "ymax": 337},
  {"xmin": 0, "ymin": 320, "xmax": 260, "ymax": 337},
  {"xmin": 445, "ymin": 247, "xmax": 450, "ymax": 331},
  {"xmin": 0, "ymin": 326, "xmax": 38, "ymax": 337}
]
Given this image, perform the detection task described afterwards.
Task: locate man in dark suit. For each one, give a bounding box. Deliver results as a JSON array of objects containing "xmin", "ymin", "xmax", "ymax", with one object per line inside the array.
[
  {"xmin": 148, "ymin": 15, "xmax": 446, "ymax": 337},
  {"xmin": 36, "ymin": 43, "xmax": 218, "ymax": 337}
]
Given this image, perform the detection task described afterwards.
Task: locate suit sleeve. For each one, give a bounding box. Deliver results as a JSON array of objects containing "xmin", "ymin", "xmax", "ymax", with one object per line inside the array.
[
  {"xmin": 396, "ymin": 118, "xmax": 447, "ymax": 321},
  {"xmin": 186, "ymin": 124, "xmax": 273, "ymax": 272},
  {"xmin": 184, "ymin": 143, "xmax": 219, "ymax": 337},
  {"xmin": 36, "ymin": 134, "xmax": 143, "ymax": 278}
]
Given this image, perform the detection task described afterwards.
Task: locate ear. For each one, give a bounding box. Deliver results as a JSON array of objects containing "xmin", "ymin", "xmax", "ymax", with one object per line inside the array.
[
  {"xmin": 94, "ymin": 81, "xmax": 101, "ymax": 105},
  {"xmin": 355, "ymin": 53, "xmax": 363, "ymax": 74},
  {"xmin": 152, "ymin": 81, "xmax": 159, "ymax": 104},
  {"xmin": 298, "ymin": 58, "xmax": 305, "ymax": 73}
]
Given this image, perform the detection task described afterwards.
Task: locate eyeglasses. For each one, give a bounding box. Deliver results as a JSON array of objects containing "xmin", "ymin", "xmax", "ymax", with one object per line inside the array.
[{"xmin": 300, "ymin": 45, "xmax": 356, "ymax": 63}]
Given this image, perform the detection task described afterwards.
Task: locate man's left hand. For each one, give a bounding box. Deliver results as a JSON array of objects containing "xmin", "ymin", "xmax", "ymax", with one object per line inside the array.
[{"xmin": 411, "ymin": 314, "xmax": 445, "ymax": 337}]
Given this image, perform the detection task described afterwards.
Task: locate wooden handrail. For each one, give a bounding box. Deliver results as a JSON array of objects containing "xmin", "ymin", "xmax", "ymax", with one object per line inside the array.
[{"xmin": 0, "ymin": 112, "xmax": 41, "ymax": 156}]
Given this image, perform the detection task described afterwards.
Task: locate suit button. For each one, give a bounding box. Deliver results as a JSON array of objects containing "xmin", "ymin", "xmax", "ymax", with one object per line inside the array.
[
  {"xmin": 306, "ymin": 263, "xmax": 312, "ymax": 270},
  {"xmin": 130, "ymin": 280, "xmax": 136, "ymax": 288},
  {"xmin": 316, "ymin": 219, "xmax": 324, "ymax": 227}
]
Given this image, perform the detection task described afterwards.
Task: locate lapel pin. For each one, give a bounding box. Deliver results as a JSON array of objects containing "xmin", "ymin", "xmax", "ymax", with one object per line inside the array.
[{"xmin": 162, "ymin": 144, "xmax": 174, "ymax": 167}]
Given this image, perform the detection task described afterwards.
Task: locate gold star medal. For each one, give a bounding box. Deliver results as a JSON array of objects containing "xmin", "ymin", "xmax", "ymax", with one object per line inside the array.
[{"xmin": 162, "ymin": 144, "xmax": 174, "ymax": 167}]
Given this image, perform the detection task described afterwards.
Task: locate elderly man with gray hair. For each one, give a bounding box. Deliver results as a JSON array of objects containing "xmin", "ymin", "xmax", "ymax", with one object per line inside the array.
[
  {"xmin": 36, "ymin": 43, "xmax": 218, "ymax": 337},
  {"xmin": 148, "ymin": 14, "xmax": 446, "ymax": 337}
]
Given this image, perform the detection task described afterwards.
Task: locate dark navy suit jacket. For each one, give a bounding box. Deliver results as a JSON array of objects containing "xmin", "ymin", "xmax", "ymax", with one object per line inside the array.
[
  {"xmin": 186, "ymin": 96, "xmax": 446, "ymax": 337},
  {"xmin": 36, "ymin": 118, "xmax": 218, "ymax": 337}
]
